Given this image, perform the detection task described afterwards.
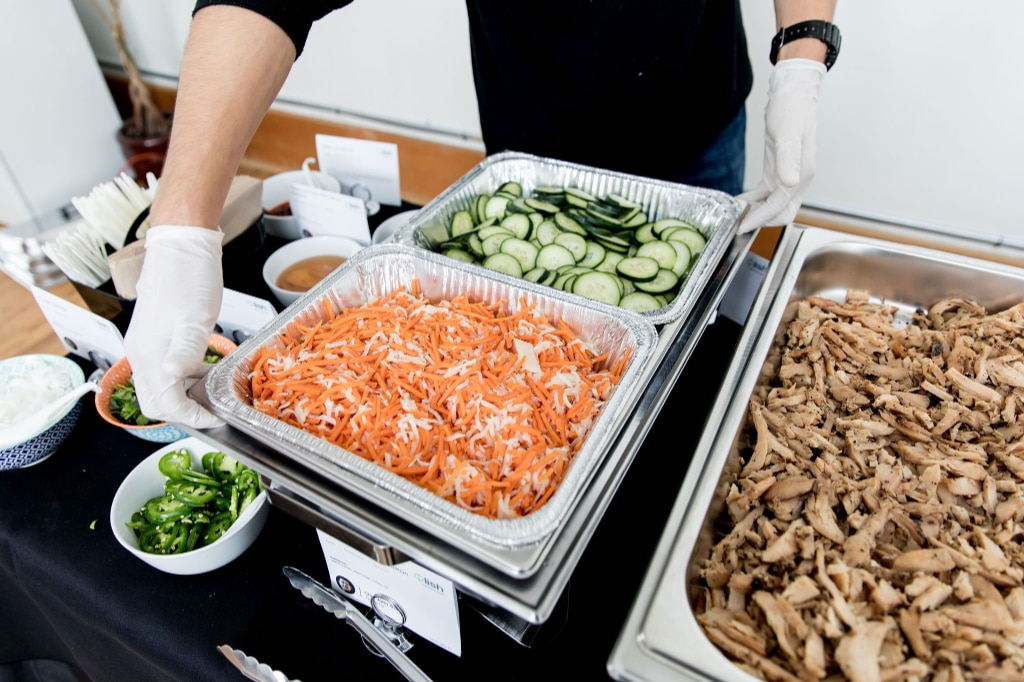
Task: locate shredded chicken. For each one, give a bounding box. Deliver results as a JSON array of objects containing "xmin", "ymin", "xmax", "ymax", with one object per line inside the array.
[{"xmin": 695, "ymin": 291, "xmax": 1024, "ymax": 681}]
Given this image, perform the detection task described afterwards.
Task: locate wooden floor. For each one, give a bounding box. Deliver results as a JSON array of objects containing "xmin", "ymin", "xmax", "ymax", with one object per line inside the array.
[{"xmin": 0, "ymin": 268, "xmax": 87, "ymax": 360}]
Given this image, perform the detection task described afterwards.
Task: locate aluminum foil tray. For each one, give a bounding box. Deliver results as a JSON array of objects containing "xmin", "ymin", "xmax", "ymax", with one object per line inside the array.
[
  {"xmin": 393, "ymin": 151, "xmax": 742, "ymax": 326},
  {"xmin": 204, "ymin": 243, "xmax": 658, "ymax": 568},
  {"xmin": 610, "ymin": 226, "xmax": 1024, "ymax": 681}
]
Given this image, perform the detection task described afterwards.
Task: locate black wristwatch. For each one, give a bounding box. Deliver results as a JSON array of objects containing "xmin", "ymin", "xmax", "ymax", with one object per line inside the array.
[{"xmin": 769, "ymin": 20, "xmax": 841, "ymax": 71}]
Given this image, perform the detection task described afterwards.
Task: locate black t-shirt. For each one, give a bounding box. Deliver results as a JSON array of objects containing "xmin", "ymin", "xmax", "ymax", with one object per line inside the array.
[{"xmin": 194, "ymin": 0, "xmax": 752, "ymax": 182}]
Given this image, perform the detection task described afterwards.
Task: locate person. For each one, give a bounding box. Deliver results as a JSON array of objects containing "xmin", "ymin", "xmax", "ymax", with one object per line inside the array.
[{"xmin": 124, "ymin": 0, "xmax": 839, "ymax": 429}]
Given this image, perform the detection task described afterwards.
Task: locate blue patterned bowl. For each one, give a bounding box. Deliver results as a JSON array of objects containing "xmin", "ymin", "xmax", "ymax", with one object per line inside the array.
[{"xmin": 0, "ymin": 354, "xmax": 86, "ymax": 470}]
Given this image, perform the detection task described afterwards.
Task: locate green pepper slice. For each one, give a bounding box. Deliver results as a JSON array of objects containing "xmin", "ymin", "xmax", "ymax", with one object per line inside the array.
[
  {"xmin": 180, "ymin": 468, "xmax": 221, "ymax": 487},
  {"xmin": 158, "ymin": 449, "xmax": 192, "ymax": 481},
  {"xmin": 203, "ymin": 512, "xmax": 234, "ymax": 544},
  {"xmin": 143, "ymin": 494, "xmax": 190, "ymax": 523},
  {"xmin": 172, "ymin": 482, "xmax": 218, "ymax": 506}
]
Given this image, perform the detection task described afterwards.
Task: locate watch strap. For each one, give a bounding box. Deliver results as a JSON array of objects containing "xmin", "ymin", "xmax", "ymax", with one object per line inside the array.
[{"xmin": 770, "ymin": 20, "xmax": 841, "ymax": 71}]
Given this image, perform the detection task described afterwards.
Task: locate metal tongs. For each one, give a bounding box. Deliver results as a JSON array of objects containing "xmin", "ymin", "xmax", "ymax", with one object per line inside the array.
[{"xmin": 283, "ymin": 566, "xmax": 433, "ymax": 682}]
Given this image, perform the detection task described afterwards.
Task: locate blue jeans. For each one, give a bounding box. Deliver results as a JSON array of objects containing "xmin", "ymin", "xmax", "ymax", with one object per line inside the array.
[{"xmin": 676, "ymin": 107, "xmax": 746, "ymax": 196}]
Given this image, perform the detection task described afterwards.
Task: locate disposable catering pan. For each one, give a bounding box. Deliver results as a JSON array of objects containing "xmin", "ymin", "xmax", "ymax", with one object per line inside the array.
[
  {"xmin": 392, "ymin": 151, "xmax": 742, "ymax": 327},
  {"xmin": 185, "ymin": 158, "xmax": 751, "ymax": 625},
  {"xmin": 608, "ymin": 225, "xmax": 1024, "ymax": 681},
  {"xmin": 202, "ymin": 244, "xmax": 658, "ymax": 567}
]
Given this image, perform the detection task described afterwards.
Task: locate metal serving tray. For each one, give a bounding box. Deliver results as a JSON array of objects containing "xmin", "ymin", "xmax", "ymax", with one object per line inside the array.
[
  {"xmin": 204, "ymin": 244, "xmax": 658, "ymax": 569},
  {"xmin": 393, "ymin": 151, "xmax": 742, "ymax": 326},
  {"xmin": 609, "ymin": 225, "xmax": 1024, "ymax": 680}
]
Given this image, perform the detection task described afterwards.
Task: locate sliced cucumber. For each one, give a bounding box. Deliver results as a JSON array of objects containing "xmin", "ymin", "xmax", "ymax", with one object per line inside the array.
[
  {"xmin": 633, "ymin": 268, "xmax": 679, "ymax": 294},
  {"xmin": 667, "ymin": 240, "xmax": 692, "ymax": 278},
  {"xmin": 443, "ymin": 248, "xmax": 476, "ymax": 263},
  {"xmin": 450, "ymin": 210, "xmax": 475, "ymax": 237},
  {"xmin": 497, "ymin": 181, "xmax": 523, "ymax": 197},
  {"xmin": 484, "ymin": 195, "xmax": 511, "ymax": 220},
  {"xmin": 482, "ymin": 252, "xmax": 523, "ymax": 278},
  {"xmin": 536, "ymin": 243, "xmax": 577, "ymax": 271},
  {"xmin": 535, "ymin": 220, "xmax": 560, "ymax": 246},
  {"xmin": 499, "ymin": 237, "xmax": 539, "ymax": 272},
  {"xmin": 553, "ymin": 232, "xmax": 588, "ymax": 262},
  {"xmin": 481, "ymin": 233, "xmax": 512, "ymax": 257},
  {"xmin": 499, "ymin": 213, "xmax": 532, "ymax": 239},
  {"xmin": 665, "ymin": 226, "xmax": 707, "ymax": 256},
  {"xmin": 619, "ymin": 291, "xmax": 663, "ymax": 312},
  {"xmin": 616, "ymin": 256, "xmax": 660, "ymax": 282},
  {"xmin": 635, "ymin": 240, "xmax": 678, "ymax": 271},
  {"xmin": 577, "ymin": 240, "xmax": 607, "ymax": 269},
  {"xmin": 572, "ymin": 271, "xmax": 623, "ymax": 307}
]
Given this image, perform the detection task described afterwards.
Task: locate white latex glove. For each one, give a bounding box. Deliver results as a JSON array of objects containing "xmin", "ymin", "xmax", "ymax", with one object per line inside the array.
[
  {"xmin": 737, "ymin": 58, "xmax": 827, "ymax": 234},
  {"xmin": 123, "ymin": 225, "xmax": 225, "ymax": 429}
]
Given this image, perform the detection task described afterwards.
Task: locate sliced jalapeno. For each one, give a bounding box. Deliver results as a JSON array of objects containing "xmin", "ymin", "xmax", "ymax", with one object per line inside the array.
[
  {"xmin": 180, "ymin": 468, "xmax": 221, "ymax": 487},
  {"xmin": 158, "ymin": 449, "xmax": 191, "ymax": 481},
  {"xmin": 203, "ymin": 512, "xmax": 234, "ymax": 544},
  {"xmin": 143, "ymin": 494, "xmax": 190, "ymax": 523},
  {"xmin": 172, "ymin": 482, "xmax": 218, "ymax": 506}
]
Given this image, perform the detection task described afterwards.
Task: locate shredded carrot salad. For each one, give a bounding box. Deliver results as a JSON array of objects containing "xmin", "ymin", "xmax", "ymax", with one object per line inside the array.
[{"xmin": 248, "ymin": 281, "xmax": 629, "ymax": 519}]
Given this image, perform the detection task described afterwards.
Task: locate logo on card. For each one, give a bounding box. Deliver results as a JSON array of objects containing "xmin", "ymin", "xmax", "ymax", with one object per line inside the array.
[{"xmin": 415, "ymin": 573, "xmax": 445, "ymax": 594}]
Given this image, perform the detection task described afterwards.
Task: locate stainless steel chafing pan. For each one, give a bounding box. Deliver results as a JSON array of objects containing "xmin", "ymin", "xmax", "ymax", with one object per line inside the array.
[{"xmin": 609, "ymin": 225, "xmax": 1024, "ymax": 681}]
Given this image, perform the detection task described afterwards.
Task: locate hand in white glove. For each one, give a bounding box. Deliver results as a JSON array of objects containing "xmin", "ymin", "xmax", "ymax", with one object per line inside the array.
[
  {"xmin": 737, "ymin": 59, "xmax": 827, "ymax": 234},
  {"xmin": 123, "ymin": 225, "xmax": 225, "ymax": 429}
]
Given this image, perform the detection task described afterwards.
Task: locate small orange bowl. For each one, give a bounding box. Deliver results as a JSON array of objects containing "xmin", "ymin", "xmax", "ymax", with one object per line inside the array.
[{"xmin": 96, "ymin": 335, "xmax": 236, "ymax": 442}]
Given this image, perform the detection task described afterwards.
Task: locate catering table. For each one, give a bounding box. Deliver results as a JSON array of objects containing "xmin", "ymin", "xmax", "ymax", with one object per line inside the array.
[{"xmin": 0, "ymin": 208, "xmax": 744, "ymax": 682}]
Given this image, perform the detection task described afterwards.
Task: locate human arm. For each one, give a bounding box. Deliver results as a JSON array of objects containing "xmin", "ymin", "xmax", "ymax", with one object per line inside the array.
[
  {"xmin": 736, "ymin": 0, "xmax": 837, "ymax": 234},
  {"xmin": 124, "ymin": 5, "xmax": 297, "ymax": 428}
]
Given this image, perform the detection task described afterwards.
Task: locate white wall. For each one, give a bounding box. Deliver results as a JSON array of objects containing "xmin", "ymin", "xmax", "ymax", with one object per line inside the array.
[
  {"xmin": 69, "ymin": 1, "xmax": 1024, "ymax": 247},
  {"xmin": 0, "ymin": 2, "xmax": 125, "ymax": 226}
]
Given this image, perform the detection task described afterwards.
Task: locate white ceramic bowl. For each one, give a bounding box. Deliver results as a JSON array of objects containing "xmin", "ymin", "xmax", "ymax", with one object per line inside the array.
[
  {"xmin": 110, "ymin": 436, "xmax": 269, "ymax": 575},
  {"xmin": 0, "ymin": 354, "xmax": 85, "ymax": 470},
  {"xmin": 372, "ymin": 209, "xmax": 419, "ymax": 245},
  {"xmin": 262, "ymin": 170, "xmax": 342, "ymax": 240},
  {"xmin": 261, "ymin": 235, "xmax": 365, "ymax": 307}
]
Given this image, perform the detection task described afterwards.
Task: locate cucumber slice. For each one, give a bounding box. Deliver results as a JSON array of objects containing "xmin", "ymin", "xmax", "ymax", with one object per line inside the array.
[
  {"xmin": 535, "ymin": 243, "xmax": 577, "ymax": 271},
  {"xmin": 481, "ymin": 233, "xmax": 513, "ymax": 257},
  {"xmin": 633, "ymin": 268, "xmax": 679, "ymax": 294},
  {"xmin": 665, "ymin": 226, "xmax": 707, "ymax": 256},
  {"xmin": 497, "ymin": 181, "xmax": 523, "ymax": 197},
  {"xmin": 499, "ymin": 213, "xmax": 532, "ymax": 239},
  {"xmin": 499, "ymin": 237, "xmax": 539, "ymax": 271},
  {"xmin": 450, "ymin": 210, "xmax": 475, "ymax": 237},
  {"xmin": 596, "ymin": 250, "xmax": 624, "ymax": 274},
  {"xmin": 615, "ymin": 256, "xmax": 660, "ymax": 282},
  {"xmin": 577, "ymin": 240, "xmax": 607, "ymax": 269},
  {"xmin": 524, "ymin": 198, "xmax": 561, "ymax": 215},
  {"xmin": 472, "ymin": 194, "xmax": 490, "ymax": 224},
  {"xmin": 483, "ymin": 252, "xmax": 524, "ymax": 278},
  {"xmin": 484, "ymin": 195, "xmax": 511, "ymax": 220},
  {"xmin": 536, "ymin": 220, "xmax": 560, "ymax": 246},
  {"xmin": 572, "ymin": 271, "xmax": 623, "ymax": 306},
  {"xmin": 635, "ymin": 240, "xmax": 678, "ymax": 271},
  {"xmin": 443, "ymin": 248, "xmax": 477, "ymax": 264},
  {"xmin": 667, "ymin": 240, "xmax": 692, "ymax": 278},
  {"xmin": 553, "ymin": 212, "xmax": 587, "ymax": 236},
  {"xmin": 619, "ymin": 291, "xmax": 663, "ymax": 312},
  {"xmin": 477, "ymin": 225, "xmax": 516, "ymax": 241},
  {"xmin": 523, "ymin": 266, "xmax": 548, "ymax": 283},
  {"xmin": 634, "ymin": 223, "xmax": 657, "ymax": 243},
  {"xmin": 553, "ymin": 232, "xmax": 588, "ymax": 262},
  {"xmin": 651, "ymin": 218, "xmax": 693, "ymax": 235}
]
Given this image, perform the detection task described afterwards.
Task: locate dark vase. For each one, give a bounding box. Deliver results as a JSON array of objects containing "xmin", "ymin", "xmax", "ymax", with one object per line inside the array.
[{"xmin": 116, "ymin": 119, "xmax": 170, "ymax": 181}]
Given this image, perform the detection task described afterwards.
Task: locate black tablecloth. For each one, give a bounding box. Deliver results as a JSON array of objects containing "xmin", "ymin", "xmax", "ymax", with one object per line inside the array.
[{"xmin": 0, "ymin": 212, "xmax": 742, "ymax": 681}]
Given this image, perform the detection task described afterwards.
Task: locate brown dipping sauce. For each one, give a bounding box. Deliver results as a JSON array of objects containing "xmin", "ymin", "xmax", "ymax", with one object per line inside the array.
[
  {"xmin": 264, "ymin": 200, "xmax": 293, "ymax": 217},
  {"xmin": 276, "ymin": 255, "xmax": 347, "ymax": 292}
]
